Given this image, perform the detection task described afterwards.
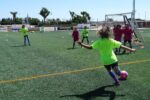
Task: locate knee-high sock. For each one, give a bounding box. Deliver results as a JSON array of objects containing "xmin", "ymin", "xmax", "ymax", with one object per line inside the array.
[
  {"xmin": 109, "ymin": 71, "xmax": 119, "ymax": 83},
  {"xmin": 114, "ymin": 66, "xmax": 121, "ymax": 76}
]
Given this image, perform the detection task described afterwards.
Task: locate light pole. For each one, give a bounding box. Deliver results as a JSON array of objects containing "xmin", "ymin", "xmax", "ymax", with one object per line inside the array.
[{"xmin": 131, "ymin": 0, "xmax": 136, "ymax": 30}]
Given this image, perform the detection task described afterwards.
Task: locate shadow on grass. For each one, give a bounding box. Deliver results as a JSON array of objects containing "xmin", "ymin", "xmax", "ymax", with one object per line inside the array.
[
  {"xmin": 67, "ymin": 47, "xmax": 78, "ymax": 50},
  {"xmin": 60, "ymin": 85, "xmax": 125, "ymax": 100},
  {"xmin": 67, "ymin": 47, "xmax": 73, "ymax": 50},
  {"xmin": 11, "ymin": 45, "xmax": 25, "ymax": 47},
  {"xmin": 116, "ymin": 52, "xmax": 133, "ymax": 56}
]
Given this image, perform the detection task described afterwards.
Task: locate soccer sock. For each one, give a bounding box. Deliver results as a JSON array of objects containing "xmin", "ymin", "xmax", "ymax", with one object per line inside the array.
[
  {"xmin": 24, "ymin": 37, "xmax": 26, "ymax": 45},
  {"xmin": 114, "ymin": 66, "xmax": 121, "ymax": 76},
  {"xmin": 73, "ymin": 41, "xmax": 75, "ymax": 48},
  {"xmin": 109, "ymin": 71, "xmax": 119, "ymax": 83}
]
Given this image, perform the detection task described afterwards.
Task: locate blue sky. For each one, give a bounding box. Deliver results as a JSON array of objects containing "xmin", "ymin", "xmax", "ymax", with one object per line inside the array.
[{"xmin": 0, "ymin": 0, "xmax": 149, "ymax": 21}]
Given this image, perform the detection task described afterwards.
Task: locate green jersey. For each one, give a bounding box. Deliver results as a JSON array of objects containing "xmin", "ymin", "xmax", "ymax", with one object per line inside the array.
[
  {"xmin": 81, "ymin": 29, "xmax": 89, "ymax": 37},
  {"xmin": 20, "ymin": 27, "xmax": 29, "ymax": 36},
  {"xmin": 92, "ymin": 38, "xmax": 121, "ymax": 65}
]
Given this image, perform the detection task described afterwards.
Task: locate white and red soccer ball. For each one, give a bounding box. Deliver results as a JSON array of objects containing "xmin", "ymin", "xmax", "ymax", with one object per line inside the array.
[{"xmin": 120, "ymin": 71, "xmax": 128, "ymax": 80}]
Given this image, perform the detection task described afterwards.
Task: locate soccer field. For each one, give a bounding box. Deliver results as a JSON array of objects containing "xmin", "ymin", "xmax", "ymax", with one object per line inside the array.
[{"xmin": 0, "ymin": 30, "xmax": 150, "ymax": 100}]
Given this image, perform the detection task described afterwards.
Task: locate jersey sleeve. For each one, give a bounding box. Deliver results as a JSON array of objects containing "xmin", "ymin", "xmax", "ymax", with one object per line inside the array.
[
  {"xmin": 81, "ymin": 30, "xmax": 84, "ymax": 34},
  {"xmin": 111, "ymin": 39, "xmax": 122, "ymax": 48},
  {"xmin": 26, "ymin": 28, "xmax": 29, "ymax": 32},
  {"xmin": 72, "ymin": 31, "xmax": 74, "ymax": 36},
  {"xmin": 19, "ymin": 29, "xmax": 22, "ymax": 32},
  {"xmin": 86, "ymin": 30, "xmax": 89, "ymax": 33},
  {"xmin": 92, "ymin": 40, "xmax": 100, "ymax": 49}
]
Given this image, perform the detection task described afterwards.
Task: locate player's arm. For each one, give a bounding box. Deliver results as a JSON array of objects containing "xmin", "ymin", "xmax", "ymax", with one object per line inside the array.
[
  {"xmin": 120, "ymin": 45, "xmax": 136, "ymax": 52},
  {"xmin": 77, "ymin": 41, "xmax": 92, "ymax": 49},
  {"xmin": 19, "ymin": 29, "xmax": 22, "ymax": 32}
]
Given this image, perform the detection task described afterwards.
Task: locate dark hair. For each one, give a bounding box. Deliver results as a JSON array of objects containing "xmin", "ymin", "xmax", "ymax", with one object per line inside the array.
[
  {"xmin": 125, "ymin": 24, "xmax": 130, "ymax": 28},
  {"xmin": 98, "ymin": 26, "xmax": 110, "ymax": 39},
  {"xmin": 22, "ymin": 25, "xmax": 25, "ymax": 28},
  {"xmin": 117, "ymin": 24, "xmax": 121, "ymax": 28}
]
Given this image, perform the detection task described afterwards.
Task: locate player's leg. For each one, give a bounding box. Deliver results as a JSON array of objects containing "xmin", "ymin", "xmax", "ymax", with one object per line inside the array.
[
  {"xmin": 82, "ymin": 36, "xmax": 85, "ymax": 43},
  {"xmin": 86, "ymin": 37, "xmax": 89, "ymax": 44},
  {"xmin": 115, "ymin": 48, "xmax": 119, "ymax": 55},
  {"xmin": 118, "ymin": 40, "xmax": 121, "ymax": 54},
  {"xmin": 118, "ymin": 47, "xmax": 121, "ymax": 54},
  {"xmin": 24, "ymin": 36, "xmax": 27, "ymax": 46},
  {"xmin": 72, "ymin": 40, "xmax": 75, "ymax": 49},
  {"xmin": 105, "ymin": 65, "xmax": 120, "ymax": 85},
  {"xmin": 112, "ymin": 62, "xmax": 121, "ymax": 76},
  {"xmin": 122, "ymin": 40, "xmax": 127, "ymax": 54},
  {"xmin": 26, "ymin": 35, "xmax": 31, "ymax": 46},
  {"xmin": 128, "ymin": 40, "xmax": 132, "ymax": 48},
  {"xmin": 127, "ymin": 40, "xmax": 132, "ymax": 53}
]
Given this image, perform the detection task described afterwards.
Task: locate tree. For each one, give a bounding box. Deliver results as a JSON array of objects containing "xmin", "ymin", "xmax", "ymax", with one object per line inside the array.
[
  {"xmin": 10, "ymin": 11, "xmax": 17, "ymax": 24},
  {"xmin": 69, "ymin": 11, "xmax": 76, "ymax": 20},
  {"xmin": 73, "ymin": 15, "xmax": 82, "ymax": 23},
  {"xmin": 1, "ymin": 18, "xmax": 13, "ymax": 25},
  {"xmin": 15, "ymin": 18, "xmax": 22, "ymax": 24},
  {"xmin": 56, "ymin": 18, "xmax": 61, "ymax": 23},
  {"xmin": 1, "ymin": 18, "xmax": 7, "ymax": 25},
  {"xmin": 81, "ymin": 11, "xmax": 91, "ymax": 23},
  {"xmin": 29, "ymin": 18, "xmax": 40, "ymax": 25},
  {"xmin": 69, "ymin": 11, "xmax": 91, "ymax": 24},
  {"xmin": 39, "ymin": 7, "xmax": 51, "ymax": 24}
]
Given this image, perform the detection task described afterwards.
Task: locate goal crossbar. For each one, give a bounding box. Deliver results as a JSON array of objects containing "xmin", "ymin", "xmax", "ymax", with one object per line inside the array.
[{"xmin": 105, "ymin": 12, "xmax": 133, "ymax": 17}]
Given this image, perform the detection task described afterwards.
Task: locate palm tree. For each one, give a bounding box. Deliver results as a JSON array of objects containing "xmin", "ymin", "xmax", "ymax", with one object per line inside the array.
[
  {"xmin": 69, "ymin": 11, "xmax": 76, "ymax": 20},
  {"xmin": 39, "ymin": 7, "xmax": 51, "ymax": 24},
  {"xmin": 81, "ymin": 11, "xmax": 91, "ymax": 23},
  {"xmin": 10, "ymin": 11, "xmax": 17, "ymax": 24}
]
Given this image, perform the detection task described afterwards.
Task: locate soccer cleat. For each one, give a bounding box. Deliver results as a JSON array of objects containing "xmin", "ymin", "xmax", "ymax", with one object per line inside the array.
[
  {"xmin": 122, "ymin": 50, "xmax": 126, "ymax": 54},
  {"xmin": 113, "ymin": 81, "xmax": 120, "ymax": 86}
]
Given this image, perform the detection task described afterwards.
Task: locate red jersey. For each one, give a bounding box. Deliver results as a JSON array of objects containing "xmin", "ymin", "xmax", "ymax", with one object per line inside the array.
[
  {"xmin": 113, "ymin": 28, "xmax": 123, "ymax": 42},
  {"xmin": 72, "ymin": 30, "xmax": 79, "ymax": 41},
  {"xmin": 123, "ymin": 28, "xmax": 133, "ymax": 41}
]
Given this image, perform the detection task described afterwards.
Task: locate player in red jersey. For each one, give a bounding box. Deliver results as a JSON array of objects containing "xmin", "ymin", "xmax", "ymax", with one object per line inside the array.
[
  {"xmin": 72, "ymin": 27, "xmax": 80, "ymax": 49},
  {"xmin": 122, "ymin": 24, "xmax": 133, "ymax": 54},
  {"xmin": 113, "ymin": 25, "xmax": 123, "ymax": 54}
]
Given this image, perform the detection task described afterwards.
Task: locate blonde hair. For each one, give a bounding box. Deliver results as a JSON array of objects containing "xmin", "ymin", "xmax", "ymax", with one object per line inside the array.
[{"xmin": 97, "ymin": 26, "xmax": 110, "ymax": 39}]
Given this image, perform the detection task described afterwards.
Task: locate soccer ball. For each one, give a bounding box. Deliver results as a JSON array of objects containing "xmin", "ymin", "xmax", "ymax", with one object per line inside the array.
[{"xmin": 120, "ymin": 71, "xmax": 128, "ymax": 80}]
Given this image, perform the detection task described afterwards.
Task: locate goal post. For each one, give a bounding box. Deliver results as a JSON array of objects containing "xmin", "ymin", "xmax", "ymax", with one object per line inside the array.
[{"xmin": 105, "ymin": 12, "xmax": 144, "ymax": 47}]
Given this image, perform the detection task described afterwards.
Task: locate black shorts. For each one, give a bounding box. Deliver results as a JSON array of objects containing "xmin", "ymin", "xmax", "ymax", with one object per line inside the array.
[
  {"xmin": 82, "ymin": 36, "xmax": 88, "ymax": 38},
  {"xmin": 104, "ymin": 62, "xmax": 118, "ymax": 71},
  {"xmin": 24, "ymin": 35, "xmax": 29, "ymax": 37},
  {"xmin": 124, "ymin": 40, "xmax": 131, "ymax": 43}
]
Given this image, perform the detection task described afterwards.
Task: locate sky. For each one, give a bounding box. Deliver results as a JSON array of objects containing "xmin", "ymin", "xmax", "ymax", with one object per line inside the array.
[{"xmin": 0, "ymin": 0, "xmax": 150, "ymax": 21}]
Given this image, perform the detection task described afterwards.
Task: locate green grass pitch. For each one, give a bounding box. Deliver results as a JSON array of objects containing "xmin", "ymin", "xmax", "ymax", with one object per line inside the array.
[{"xmin": 0, "ymin": 30, "xmax": 149, "ymax": 100}]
